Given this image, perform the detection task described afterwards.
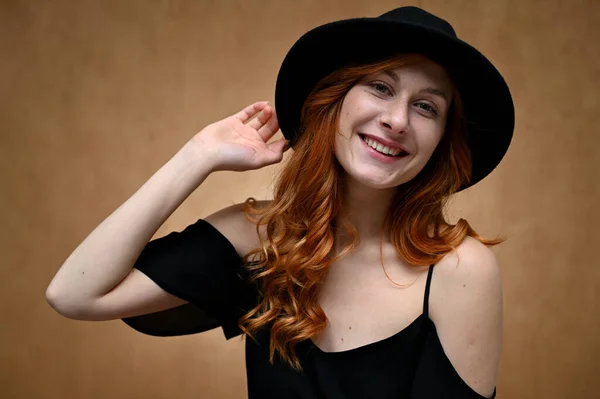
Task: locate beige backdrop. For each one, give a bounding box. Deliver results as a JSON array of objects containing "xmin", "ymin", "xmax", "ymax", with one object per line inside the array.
[{"xmin": 2, "ymin": 0, "xmax": 599, "ymax": 398}]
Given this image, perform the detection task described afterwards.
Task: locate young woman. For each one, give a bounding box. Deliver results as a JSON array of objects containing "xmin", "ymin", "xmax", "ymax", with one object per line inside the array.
[{"xmin": 46, "ymin": 6, "xmax": 514, "ymax": 399}]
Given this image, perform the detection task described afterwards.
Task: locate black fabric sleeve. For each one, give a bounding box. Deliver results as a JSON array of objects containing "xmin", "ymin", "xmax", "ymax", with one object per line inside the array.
[
  {"xmin": 121, "ymin": 219, "xmax": 260, "ymax": 340},
  {"xmin": 410, "ymin": 325, "xmax": 497, "ymax": 399}
]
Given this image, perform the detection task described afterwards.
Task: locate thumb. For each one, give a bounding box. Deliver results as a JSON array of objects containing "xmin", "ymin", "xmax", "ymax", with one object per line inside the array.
[
  {"xmin": 267, "ymin": 138, "xmax": 290, "ymax": 154},
  {"xmin": 259, "ymin": 138, "xmax": 289, "ymax": 166}
]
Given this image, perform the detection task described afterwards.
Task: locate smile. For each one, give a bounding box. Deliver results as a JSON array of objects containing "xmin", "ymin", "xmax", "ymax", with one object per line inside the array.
[{"xmin": 358, "ymin": 134, "xmax": 408, "ymax": 164}]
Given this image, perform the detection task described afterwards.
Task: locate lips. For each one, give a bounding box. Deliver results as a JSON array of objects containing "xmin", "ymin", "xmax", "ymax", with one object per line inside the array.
[{"xmin": 359, "ymin": 133, "xmax": 409, "ymax": 154}]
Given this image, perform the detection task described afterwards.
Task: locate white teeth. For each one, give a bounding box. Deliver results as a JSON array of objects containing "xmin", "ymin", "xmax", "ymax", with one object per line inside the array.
[{"xmin": 362, "ymin": 136, "xmax": 404, "ymax": 156}]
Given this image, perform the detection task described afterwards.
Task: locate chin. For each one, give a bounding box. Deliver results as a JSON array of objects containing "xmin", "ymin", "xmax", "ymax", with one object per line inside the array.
[{"xmin": 345, "ymin": 169, "xmax": 406, "ymax": 190}]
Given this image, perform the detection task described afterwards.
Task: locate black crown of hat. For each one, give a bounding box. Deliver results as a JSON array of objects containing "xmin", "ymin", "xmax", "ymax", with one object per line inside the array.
[{"xmin": 379, "ymin": 6, "xmax": 456, "ymax": 37}]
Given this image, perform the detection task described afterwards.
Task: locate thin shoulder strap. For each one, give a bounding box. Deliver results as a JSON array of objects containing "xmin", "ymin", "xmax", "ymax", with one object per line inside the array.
[{"xmin": 423, "ymin": 264, "xmax": 435, "ymax": 318}]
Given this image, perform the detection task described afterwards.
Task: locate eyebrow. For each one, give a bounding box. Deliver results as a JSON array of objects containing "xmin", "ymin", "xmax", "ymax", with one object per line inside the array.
[
  {"xmin": 382, "ymin": 70, "xmax": 449, "ymax": 103},
  {"xmin": 420, "ymin": 87, "xmax": 449, "ymax": 103}
]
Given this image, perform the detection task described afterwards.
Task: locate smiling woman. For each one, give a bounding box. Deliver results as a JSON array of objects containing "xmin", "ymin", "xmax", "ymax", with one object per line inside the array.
[
  {"xmin": 47, "ymin": 6, "xmax": 513, "ymax": 399},
  {"xmin": 232, "ymin": 51, "xmax": 500, "ymax": 384}
]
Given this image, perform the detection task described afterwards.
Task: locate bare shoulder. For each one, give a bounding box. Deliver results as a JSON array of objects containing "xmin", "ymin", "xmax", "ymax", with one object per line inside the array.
[
  {"xmin": 429, "ymin": 236, "xmax": 503, "ymax": 398},
  {"xmin": 204, "ymin": 200, "xmax": 272, "ymax": 258}
]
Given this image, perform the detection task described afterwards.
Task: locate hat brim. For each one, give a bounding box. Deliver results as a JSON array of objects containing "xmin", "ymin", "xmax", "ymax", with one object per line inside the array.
[{"xmin": 275, "ymin": 18, "xmax": 515, "ymax": 190}]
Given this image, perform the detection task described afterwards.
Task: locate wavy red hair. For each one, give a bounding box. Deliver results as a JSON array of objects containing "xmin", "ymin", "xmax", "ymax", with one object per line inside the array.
[{"xmin": 237, "ymin": 54, "xmax": 505, "ymax": 372}]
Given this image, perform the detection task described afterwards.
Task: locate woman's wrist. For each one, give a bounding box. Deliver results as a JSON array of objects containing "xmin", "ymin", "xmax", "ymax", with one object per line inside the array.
[{"xmin": 175, "ymin": 140, "xmax": 219, "ymax": 177}]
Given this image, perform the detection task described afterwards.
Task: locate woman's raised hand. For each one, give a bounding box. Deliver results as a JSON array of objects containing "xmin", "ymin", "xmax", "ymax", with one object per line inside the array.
[{"xmin": 189, "ymin": 101, "xmax": 290, "ymax": 172}]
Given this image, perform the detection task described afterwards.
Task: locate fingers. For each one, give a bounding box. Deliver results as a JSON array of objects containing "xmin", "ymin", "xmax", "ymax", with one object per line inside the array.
[
  {"xmin": 234, "ymin": 101, "xmax": 269, "ymax": 124},
  {"xmin": 234, "ymin": 101, "xmax": 280, "ymax": 141},
  {"xmin": 247, "ymin": 105, "xmax": 272, "ymax": 131},
  {"xmin": 256, "ymin": 107, "xmax": 280, "ymax": 141}
]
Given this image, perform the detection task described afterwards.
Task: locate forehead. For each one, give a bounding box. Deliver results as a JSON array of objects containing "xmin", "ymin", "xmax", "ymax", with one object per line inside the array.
[{"xmin": 379, "ymin": 61, "xmax": 452, "ymax": 90}]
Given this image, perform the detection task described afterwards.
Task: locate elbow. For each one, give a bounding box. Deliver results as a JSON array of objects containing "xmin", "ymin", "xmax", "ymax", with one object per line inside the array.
[
  {"xmin": 45, "ymin": 283, "xmax": 88, "ymax": 320},
  {"xmin": 45, "ymin": 284, "xmax": 71, "ymax": 318}
]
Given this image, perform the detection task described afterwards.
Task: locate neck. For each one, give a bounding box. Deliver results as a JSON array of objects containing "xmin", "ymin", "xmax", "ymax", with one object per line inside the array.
[{"xmin": 333, "ymin": 173, "xmax": 398, "ymax": 248}]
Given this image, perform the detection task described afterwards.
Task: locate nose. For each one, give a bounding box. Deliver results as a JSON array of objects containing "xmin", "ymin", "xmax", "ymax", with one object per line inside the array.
[{"xmin": 379, "ymin": 102, "xmax": 410, "ymax": 135}]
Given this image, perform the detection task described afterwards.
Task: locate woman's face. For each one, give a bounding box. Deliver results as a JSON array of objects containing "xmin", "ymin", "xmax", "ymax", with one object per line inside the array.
[{"xmin": 334, "ymin": 59, "xmax": 453, "ymax": 189}]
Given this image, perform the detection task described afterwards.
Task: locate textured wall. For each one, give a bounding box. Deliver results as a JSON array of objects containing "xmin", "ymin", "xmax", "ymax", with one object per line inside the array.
[{"xmin": 1, "ymin": 0, "xmax": 598, "ymax": 398}]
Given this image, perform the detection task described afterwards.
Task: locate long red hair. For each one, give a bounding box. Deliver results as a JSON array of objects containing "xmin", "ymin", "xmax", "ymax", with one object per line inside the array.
[{"xmin": 237, "ymin": 54, "xmax": 505, "ymax": 371}]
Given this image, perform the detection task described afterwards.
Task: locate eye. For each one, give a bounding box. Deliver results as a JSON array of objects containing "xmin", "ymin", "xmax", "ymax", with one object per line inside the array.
[
  {"xmin": 415, "ymin": 102, "xmax": 438, "ymax": 115},
  {"xmin": 370, "ymin": 82, "xmax": 393, "ymax": 96}
]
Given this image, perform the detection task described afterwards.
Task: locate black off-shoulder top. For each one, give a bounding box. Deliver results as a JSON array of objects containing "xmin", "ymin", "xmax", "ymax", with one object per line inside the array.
[{"xmin": 122, "ymin": 219, "xmax": 496, "ymax": 399}]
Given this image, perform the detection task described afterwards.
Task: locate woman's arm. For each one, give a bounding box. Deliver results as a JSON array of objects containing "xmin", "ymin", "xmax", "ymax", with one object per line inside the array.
[
  {"xmin": 429, "ymin": 236, "xmax": 503, "ymax": 398},
  {"xmin": 46, "ymin": 101, "xmax": 288, "ymax": 321},
  {"xmin": 45, "ymin": 143, "xmax": 214, "ymax": 319}
]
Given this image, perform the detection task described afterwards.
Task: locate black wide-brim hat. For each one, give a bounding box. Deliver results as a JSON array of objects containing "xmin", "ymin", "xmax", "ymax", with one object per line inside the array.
[{"xmin": 275, "ymin": 6, "xmax": 515, "ymax": 191}]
